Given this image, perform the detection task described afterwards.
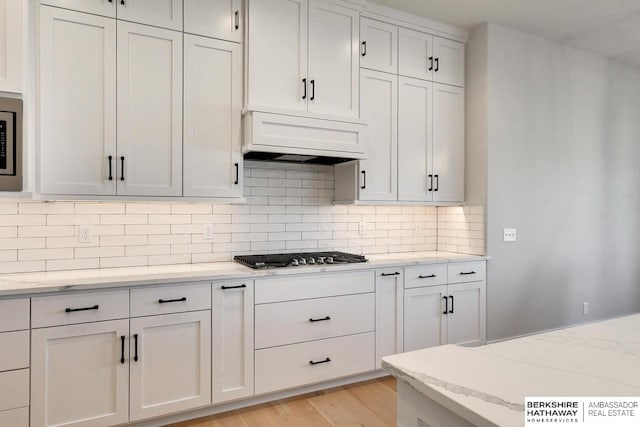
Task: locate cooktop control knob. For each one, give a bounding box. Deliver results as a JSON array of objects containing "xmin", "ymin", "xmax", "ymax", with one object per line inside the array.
[
  {"xmin": 291, "ymin": 259, "xmax": 299, "ymax": 266},
  {"xmin": 326, "ymin": 256, "xmax": 334, "ymax": 264},
  {"xmin": 299, "ymin": 258, "xmax": 307, "ymax": 265},
  {"xmin": 317, "ymin": 257, "xmax": 325, "ymax": 264},
  {"xmin": 308, "ymin": 258, "xmax": 316, "ymax": 265}
]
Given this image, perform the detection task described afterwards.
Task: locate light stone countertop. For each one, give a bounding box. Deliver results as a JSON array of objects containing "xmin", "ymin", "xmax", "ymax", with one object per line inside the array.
[
  {"xmin": 0, "ymin": 251, "xmax": 486, "ymax": 297},
  {"xmin": 382, "ymin": 314, "xmax": 640, "ymax": 427}
]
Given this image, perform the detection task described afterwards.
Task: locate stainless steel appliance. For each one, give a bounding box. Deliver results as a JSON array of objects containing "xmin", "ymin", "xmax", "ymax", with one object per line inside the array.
[
  {"xmin": 234, "ymin": 251, "xmax": 367, "ymax": 269},
  {"xmin": 0, "ymin": 97, "xmax": 23, "ymax": 191}
]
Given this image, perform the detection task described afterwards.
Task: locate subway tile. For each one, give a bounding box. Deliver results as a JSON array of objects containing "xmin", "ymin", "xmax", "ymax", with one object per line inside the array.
[
  {"xmin": 126, "ymin": 203, "xmax": 171, "ymax": 214},
  {"xmin": 0, "ymin": 203, "xmax": 18, "ymax": 214},
  {"xmin": 46, "ymin": 237, "xmax": 99, "ymax": 249},
  {"xmin": 75, "ymin": 246, "xmax": 125, "ymax": 259},
  {"xmin": 0, "ymin": 214, "xmax": 47, "ymax": 226},
  {"xmin": 126, "ymin": 224, "xmax": 171, "ymax": 235},
  {"xmin": 268, "ymin": 232, "xmax": 301, "ymax": 241},
  {"xmin": 192, "ymin": 233, "xmax": 230, "ymax": 244},
  {"xmin": 149, "ymin": 254, "xmax": 192, "ymax": 266},
  {"xmin": 269, "ymin": 214, "xmax": 301, "ymax": 223},
  {"xmin": 251, "ymin": 241, "xmax": 286, "ymax": 252},
  {"xmin": 171, "ymin": 243, "xmax": 212, "ymax": 254},
  {"xmin": 0, "ymin": 226, "xmax": 17, "ymax": 238},
  {"xmin": 100, "ymin": 235, "xmax": 148, "ymax": 247},
  {"xmin": 48, "ymin": 214, "xmax": 99, "ymax": 225},
  {"xmin": 148, "ymin": 234, "xmax": 192, "ymax": 245},
  {"xmin": 0, "ymin": 250, "xmax": 17, "ymax": 262},
  {"xmin": 47, "ymin": 258, "xmax": 99, "ymax": 272},
  {"xmin": 232, "ymin": 233, "xmax": 267, "ymax": 243},
  {"xmin": 126, "ymin": 245, "xmax": 170, "ymax": 256},
  {"xmin": 100, "ymin": 256, "xmax": 148, "ymax": 268},
  {"xmin": 148, "ymin": 214, "xmax": 190, "ymax": 225},
  {"xmin": 0, "ymin": 260, "xmax": 46, "ymax": 273},
  {"xmin": 19, "ymin": 202, "xmax": 74, "ymax": 214},
  {"xmin": 92, "ymin": 225, "xmax": 126, "ymax": 236},
  {"xmin": 193, "ymin": 214, "xmax": 231, "ymax": 224},
  {"xmin": 287, "ymin": 223, "xmax": 318, "ymax": 232},
  {"xmin": 0, "ymin": 237, "xmax": 46, "ymax": 250},
  {"xmin": 171, "ymin": 203, "xmax": 213, "ymax": 214},
  {"xmin": 286, "ymin": 240, "xmax": 318, "ymax": 250},
  {"xmin": 75, "ymin": 203, "xmax": 126, "ymax": 214},
  {"xmin": 19, "ymin": 226, "xmax": 75, "ymax": 238},
  {"xmin": 19, "ymin": 248, "xmax": 74, "ymax": 261},
  {"xmin": 100, "ymin": 215, "xmax": 147, "ymax": 225},
  {"xmin": 212, "ymin": 204, "xmax": 250, "ymax": 214},
  {"xmin": 191, "ymin": 253, "xmax": 229, "ymax": 263},
  {"xmin": 251, "ymin": 223, "xmax": 285, "ymax": 233}
]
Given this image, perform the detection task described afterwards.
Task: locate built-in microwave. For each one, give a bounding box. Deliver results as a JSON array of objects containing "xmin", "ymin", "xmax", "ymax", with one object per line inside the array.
[{"xmin": 0, "ymin": 97, "xmax": 22, "ymax": 191}]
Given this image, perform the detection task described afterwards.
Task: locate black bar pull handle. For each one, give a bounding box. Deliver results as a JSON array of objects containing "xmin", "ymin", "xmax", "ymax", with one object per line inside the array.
[
  {"xmin": 302, "ymin": 78, "xmax": 307, "ymax": 100},
  {"xmin": 381, "ymin": 272, "xmax": 400, "ymax": 277},
  {"xmin": 449, "ymin": 296, "xmax": 454, "ymax": 314},
  {"xmin": 428, "ymin": 56, "xmax": 434, "ymax": 71},
  {"xmin": 158, "ymin": 297, "xmax": 187, "ymax": 304},
  {"xmin": 65, "ymin": 304, "xmax": 99, "ymax": 313},
  {"xmin": 120, "ymin": 336, "xmax": 125, "ymax": 364},
  {"xmin": 120, "ymin": 156, "xmax": 125, "ymax": 181},
  {"xmin": 133, "ymin": 333, "xmax": 139, "ymax": 362},
  {"xmin": 434, "ymin": 174, "xmax": 439, "ymax": 191},
  {"xmin": 234, "ymin": 163, "xmax": 239, "ymax": 185},
  {"xmin": 309, "ymin": 357, "xmax": 331, "ymax": 365},
  {"xmin": 221, "ymin": 284, "xmax": 247, "ymax": 290},
  {"xmin": 442, "ymin": 296, "xmax": 448, "ymax": 315},
  {"xmin": 120, "ymin": 0, "xmax": 125, "ymax": 5},
  {"xmin": 434, "ymin": 57, "xmax": 439, "ymax": 72},
  {"xmin": 361, "ymin": 41, "xmax": 367, "ymax": 56},
  {"xmin": 428, "ymin": 174, "xmax": 433, "ymax": 192},
  {"xmin": 234, "ymin": 10, "xmax": 240, "ymax": 30},
  {"xmin": 361, "ymin": 170, "xmax": 366, "ymax": 189},
  {"xmin": 460, "ymin": 271, "xmax": 477, "ymax": 276},
  {"xmin": 310, "ymin": 80, "xmax": 315, "ymax": 101},
  {"xmin": 309, "ymin": 316, "xmax": 331, "ymax": 323},
  {"xmin": 108, "ymin": 155, "xmax": 113, "ymax": 181},
  {"xmin": 419, "ymin": 274, "xmax": 436, "ymax": 279}
]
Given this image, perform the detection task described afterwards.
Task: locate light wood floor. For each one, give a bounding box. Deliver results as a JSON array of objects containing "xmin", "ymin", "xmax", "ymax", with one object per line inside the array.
[{"xmin": 171, "ymin": 377, "xmax": 397, "ymax": 427}]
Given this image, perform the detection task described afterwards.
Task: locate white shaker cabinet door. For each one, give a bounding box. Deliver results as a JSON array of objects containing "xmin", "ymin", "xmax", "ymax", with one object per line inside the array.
[
  {"xmin": 40, "ymin": 0, "xmax": 116, "ymax": 17},
  {"xmin": 403, "ymin": 285, "xmax": 448, "ymax": 352},
  {"xmin": 129, "ymin": 311, "xmax": 212, "ymax": 421},
  {"xmin": 359, "ymin": 69, "xmax": 397, "ymax": 201},
  {"xmin": 0, "ymin": 0, "xmax": 26, "ymax": 93},
  {"xmin": 184, "ymin": 0, "xmax": 242, "ymax": 43},
  {"xmin": 307, "ymin": 0, "xmax": 359, "ymax": 118},
  {"xmin": 116, "ymin": 21, "xmax": 183, "ymax": 197},
  {"xmin": 360, "ymin": 17, "xmax": 397, "ymax": 74},
  {"xmin": 212, "ymin": 282, "xmax": 255, "ymax": 403},
  {"xmin": 433, "ymin": 83, "xmax": 464, "ymax": 202},
  {"xmin": 116, "ymin": 0, "xmax": 183, "ymax": 31},
  {"xmin": 184, "ymin": 35, "xmax": 242, "ymax": 198},
  {"xmin": 398, "ymin": 76, "xmax": 433, "ymax": 202},
  {"xmin": 246, "ymin": 0, "xmax": 308, "ymax": 112},
  {"xmin": 398, "ymin": 27, "xmax": 433, "ymax": 81},
  {"xmin": 447, "ymin": 282, "xmax": 486, "ymax": 347},
  {"xmin": 39, "ymin": 7, "xmax": 117, "ymax": 196},
  {"xmin": 375, "ymin": 269, "xmax": 404, "ymax": 369},
  {"xmin": 31, "ymin": 320, "xmax": 130, "ymax": 427},
  {"xmin": 432, "ymin": 36, "xmax": 465, "ymax": 87}
]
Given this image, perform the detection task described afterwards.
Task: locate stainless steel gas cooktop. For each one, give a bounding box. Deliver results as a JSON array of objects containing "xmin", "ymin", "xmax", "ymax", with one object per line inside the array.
[{"xmin": 234, "ymin": 252, "xmax": 367, "ymax": 269}]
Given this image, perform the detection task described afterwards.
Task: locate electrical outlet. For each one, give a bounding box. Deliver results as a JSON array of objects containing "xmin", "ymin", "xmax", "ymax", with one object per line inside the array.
[
  {"xmin": 359, "ymin": 221, "xmax": 368, "ymax": 236},
  {"xmin": 583, "ymin": 302, "xmax": 589, "ymax": 315},
  {"xmin": 203, "ymin": 224, "xmax": 216, "ymax": 240},
  {"xmin": 503, "ymin": 228, "xmax": 517, "ymax": 242},
  {"xmin": 78, "ymin": 225, "xmax": 93, "ymax": 243}
]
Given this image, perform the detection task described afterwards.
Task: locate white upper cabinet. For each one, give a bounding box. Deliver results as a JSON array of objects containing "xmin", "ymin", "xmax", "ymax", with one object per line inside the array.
[
  {"xmin": 432, "ymin": 36, "xmax": 465, "ymax": 87},
  {"xmin": 246, "ymin": 0, "xmax": 308, "ymax": 113},
  {"xmin": 116, "ymin": 21, "xmax": 183, "ymax": 197},
  {"xmin": 40, "ymin": 0, "xmax": 116, "ymax": 18},
  {"xmin": 39, "ymin": 7, "xmax": 117, "ymax": 196},
  {"xmin": 360, "ymin": 17, "xmax": 397, "ymax": 74},
  {"xmin": 184, "ymin": 0, "xmax": 242, "ymax": 43},
  {"xmin": 433, "ymin": 83, "xmax": 464, "ymax": 202},
  {"xmin": 0, "ymin": 0, "xmax": 25, "ymax": 93},
  {"xmin": 398, "ymin": 27, "xmax": 432, "ymax": 82},
  {"xmin": 184, "ymin": 35, "xmax": 242, "ymax": 198},
  {"xmin": 116, "ymin": 0, "xmax": 183, "ymax": 31},
  {"xmin": 307, "ymin": 0, "xmax": 359, "ymax": 118}
]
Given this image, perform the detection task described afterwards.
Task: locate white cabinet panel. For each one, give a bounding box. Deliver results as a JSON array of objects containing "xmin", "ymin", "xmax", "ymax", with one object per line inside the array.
[
  {"xmin": 0, "ymin": 0, "xmax": 25, "ymax": 93},
  {"xmin": 184, "ymin": 35, "xmax": 242, "ymax": 198},
  {"xmin": 433, "ymin": 36, "xmax": 465, "ymax": 87},
  {"xmin": 184, "ymin": 0, "xmax": 242, "ymax": 43},
  {"xmin": 398, "ymin": 27, "xmax": 432, "ymax": 81},
  {"xmin": 447, "ymin": 261, "xmax": 486, "ymax": 284},
  {"xmin": 116, "ymin": 0, "xmax": 183, "ymax": 31},
  {"xmin": 40, "ymin": 0, "xmax": 116, "ymax": 17},
  {"xmin": 447, "ymin": 282, "xmax": 485, "ymax": 346},
  {"xmin": 307, "ymin": 0, "xmax": 359, "ymax": 118},
  {"xmin": 39, "ymin": 7, "xmax": 117, "ymax": 195},
  {"xmin": 0, "ymin": 330, "xmax": 29, "ymax": 372},
  {"xmin": 375, "ymin": 270, "xmax": 403, "ymax": 369},
  {"xmin": 0, "ymin": 298, "xmax": 29, "ymax": 332},
  {"xmin": 31, "ymin": 320, "xmax": 129, "ymax": 427},
  {"xmin": 0, "ymin": 369, "xmax": 29, "ymax": 412},
  {"xmin": 246, "ymin": 0, "xmax": 308, "ymax": 112},
  {"xmin": 0, "ymin": 407, "xmax": 29, "ymax": 427},
  {"xmin": 433, "ymin": 83, "xmax": 464, "ymax": 202},
  {"xmin": 404, "ymin": 285, "xmax": 447, "ymax": 352},
  {"xmin": 212, "ymin": 282, "xmax": 254, "ymax": 403},
  {"xmin": 130, "ymin": 282, "xmax": 211, "ymax": 317},
  {"xmin": 359, "ymin": 69, "xmax": 397, "ymax": 201},
  {"xmin": 116, "ymin": 22, "xmax": 182, "ymax": 196},
  {"xmin": 130, "ymin": 311, "xmax": 212, "ymax": 421},
  {"xmin": 398, "ymin": 76, "xmax": 433, "ymax": 202},
  {"xmin": 404, "ymin": 264, "xmax": 448, "ymax": 288},
  {"xmin": 360, "ymin": 17, "xmax": 397, "ymax": 74},
  {"xmin": 32, "ymin": 290, "xmax": 129, "ymax": 328}
]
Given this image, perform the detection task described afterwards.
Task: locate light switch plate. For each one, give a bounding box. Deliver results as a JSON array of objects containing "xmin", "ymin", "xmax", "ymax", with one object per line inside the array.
[
  {"xmin": 78, "ymin": 225, "xmax": 93, "ymax": 243},
  {"xmin": 203, "ymin": 224, "xmax": 216, "ymax": 240},
  {"xmin": 503, "ymin": 228, "xmax": 517, "ymax": 242}
]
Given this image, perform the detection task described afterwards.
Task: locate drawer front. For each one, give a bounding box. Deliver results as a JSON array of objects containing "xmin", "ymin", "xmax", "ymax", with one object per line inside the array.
[
  {"xmin": 130, "ymin": 283, "xmax": 211, "ymax": 317},
  {"xmin": 448, "ymin": 261, "xmax": 486, "ymax": 284},
  {"xmin": 255, "ymin": 293, "xmax": 375, "ymax": 349},
  {"xmin": 0, "ymin": 331, "xmax": 29, "ymax": 372},
  {"xmin": 0, "ymin": 299, "xmax": 29, "ymax": 332},
  {"xmin": 0, "ymin": 369, "xmax": 29, "ymax": 412},
  {"xmin": 255, "ymin": 332, "xmax": 374, "ymax": 395},
  {"xmin": 255, "ymin": 270, "xmax": 374, "ymax": 304},
  {"xmin": 0, "ymin": 407, "xmax": 29, "ymax": 427},
  {"xmin": 404, "ymin": 264, "xmax": 448, "ymax": 288},
  {"xmin": 32, "ymin": 290, "xmax": 129, "ymax": 328}
]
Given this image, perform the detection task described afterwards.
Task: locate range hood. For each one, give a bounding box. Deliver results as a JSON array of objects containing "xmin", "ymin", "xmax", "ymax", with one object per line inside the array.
[{"xmin": 243, "ymin": 110, "xmax": 368, "ymax": 165}]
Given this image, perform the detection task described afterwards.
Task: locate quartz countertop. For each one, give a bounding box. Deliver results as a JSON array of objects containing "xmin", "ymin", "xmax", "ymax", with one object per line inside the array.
[
  {"xmin": 382, "ymin": 314, "xmax": 640, "ymax": 427},
  {"xmin": 0, "ymin": 251, "xmax": 486, "ymax": 297}
]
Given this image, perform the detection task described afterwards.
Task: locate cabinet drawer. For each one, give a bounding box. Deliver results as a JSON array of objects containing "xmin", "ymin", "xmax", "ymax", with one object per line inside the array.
[
  {"xmin": 255, "ymin": 293, "xmax": 374, "ymax": 349},
  {"xmin": 0, "ymin": 299, "xmax": 29, "ymax": 332},
  {"xmin": 255, "ymin": 270, "xmax": 374, "ymax": 304},
  {"xmin": 32, "ymin": 290, "xmax": 129, "ymax": 328},
  {"xmin": 0, "ymin": 407, "xmax": 29, "ymax": 427},
  {"xmin": 0, "ymin": 331, "xmax": 29, "ymax": 372},
  {"xmin": 404, "ymin": 264, "xmax": 448, "ymax": 288},
  {"xmin": 130, "ymin": 283, "xmax": 211, "ymax": 317},
  {"xmin": 448, "ymin": 261, "xmax": 486, "ymax": 284},
  {"xmin": 255, "ymin": 332, "xmax": 374, "ymax": 395},
  {"xmin": 0, "ymin": 369, "xmax": 29, "ymax": 411}
]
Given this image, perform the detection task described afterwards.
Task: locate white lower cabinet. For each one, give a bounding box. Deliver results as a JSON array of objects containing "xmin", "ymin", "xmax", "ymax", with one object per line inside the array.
[
  {"xmin": 0, "ymin": 407, "xmax": 29, "ymax": 427},
  {"xmin": 375, "ymin": 269, "xmax": 404, "ymax": 368},
  {"xmin": 446, "ymin": 282, "xmax": 486, "ymax": 346},
  {"xmin": 31, "ymin": 320, "xmax": 130, "ymax": 427},
  {"xmin": 212, "ymin": 282, "xmax": 255, "ymax": 403},
  {"xmin": 130, "ymin": 311, "xmax": 212, "ymax": 421}
]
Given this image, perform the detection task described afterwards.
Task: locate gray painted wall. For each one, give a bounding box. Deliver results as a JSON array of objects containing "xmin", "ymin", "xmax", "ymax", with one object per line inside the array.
[{"xmin": 467, "ymin": 23, "xmax": 640, "ymax": 341}]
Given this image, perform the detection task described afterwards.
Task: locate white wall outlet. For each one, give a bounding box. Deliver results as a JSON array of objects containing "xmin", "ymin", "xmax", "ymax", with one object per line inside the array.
[
  {"xmin": 203, "ymin": 224, "xmax": 216, "ymax": 240},
  {"xmin": 503, "ymin": 228, "xmax": 517, "ymax": 242},
  {"xmin": 78, "ymin": 225, "xmax": 93, "ymax": 243},
  {"xmin": 583, "ymin": 302, "xmax": 589, "ymax": 315},
  {"xmin": 415, "ymin": 222, "xmax": 424, "ymax": 237},
  {"xmin": 359, "ymin": 221, "xmax": 367, "ymax": 236}
]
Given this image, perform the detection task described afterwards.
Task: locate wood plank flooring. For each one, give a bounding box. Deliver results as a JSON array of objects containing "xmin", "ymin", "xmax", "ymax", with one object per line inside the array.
[{"xmin": 171, "ymin": 377, "xmax": 397, "ymax": 427}]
